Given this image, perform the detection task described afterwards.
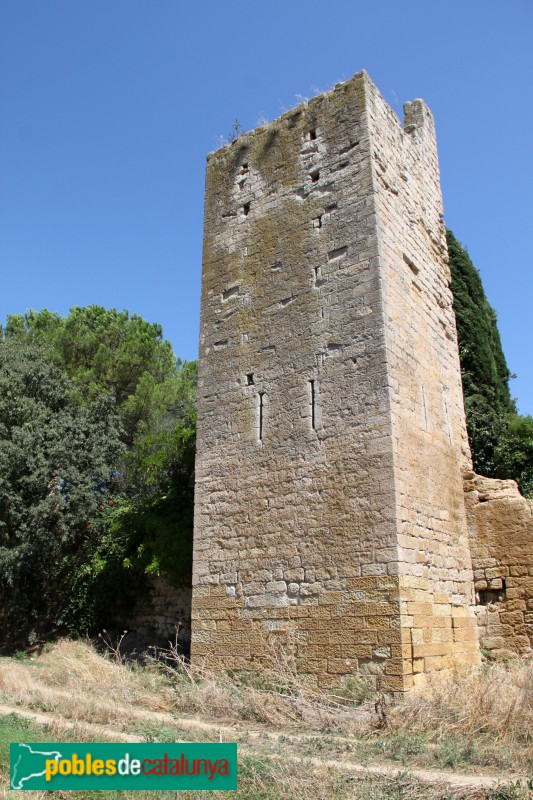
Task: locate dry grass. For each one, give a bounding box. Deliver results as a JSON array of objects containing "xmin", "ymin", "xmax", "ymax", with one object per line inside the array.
[
  {"xmin": 387, "ymin": 659, "xmax": 533, "ymax": 771},
  {"xmin": 162, "ymin": 648, "xmax": 373, "ymax": 731},
  {"xmin": 1, "ymin": 637, "xmax": 532, "ymax": 784},
  {"xmin": 1, "ymin": 637, "xmax": 373, "ymax": 731},
  {"xmin": 3, "ymin": 768, "xmax": 522, "ymax": 800},
  {"xmin": 0, "ymin": 638, "xmax": 173, "ymax": 727},
  {"xmin": 2, "ymin": 730, "xmax": 528, "ymax": 800}
]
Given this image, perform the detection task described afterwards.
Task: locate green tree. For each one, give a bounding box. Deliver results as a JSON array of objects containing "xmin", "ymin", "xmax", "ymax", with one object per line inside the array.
[
  {"xmin": 0, "ymin": 339, "xmax": 124, "ymax": 639},
  {"xmin": 3, "ymin": 306, "xmax": 177, "ymax": 442},
  {"xmin": 448, "ymin": 228, "xmax": 513, "ymax": 475},
  {"xmin": 448, "ymin": 230, "xmax": 532, "ymax": 496},
  {"xmin": 494, "ymin": 413, "xmax": 533, "ymax": 498},
  {"xmin": 100, "ymin": 359, "xmax": 198, "ymax": 597},
  {"xmin": 123, "ymin": 359, "xmax": 197, "ymax": 494},
  {"xmin": 447, "ymin": 229, "xmax": 514, "ymax": 415},
  {"xmin": 1, "ymin": 308, "xmax": 198, "ymax": 638}
]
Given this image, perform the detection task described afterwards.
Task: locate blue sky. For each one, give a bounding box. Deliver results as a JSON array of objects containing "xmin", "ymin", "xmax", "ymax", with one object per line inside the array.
[{"xmin": 1, "ymin": 1, "xmax": 532, "ymax": 414}]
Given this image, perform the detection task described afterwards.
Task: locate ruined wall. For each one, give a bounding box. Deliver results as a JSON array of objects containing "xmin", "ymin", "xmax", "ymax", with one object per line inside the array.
[
  {"xmin": 464, "ymin": 473, "xmax": 533, "ymax": 657},
  {"xmin": 121, "ymin": 578, "xmax": 191, "ymax": 651},
  {"xmin": 192, "ymin": 71, "xmax": 479, "ymax": 690}
]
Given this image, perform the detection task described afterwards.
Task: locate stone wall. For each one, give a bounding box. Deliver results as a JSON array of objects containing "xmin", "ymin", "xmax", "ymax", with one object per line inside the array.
[
  {"xmin": 464, "ymin": 473, "xmax": 533, "ymax": 657},
  {"xmin": 191, "ymin": 71, "xmax": 480, "ymax": 690},
  {"xmin": 122, "ymin": 577, "xmax": 191, "ymax": 652},
  {"xmin": 364, "ymin": 79, "xmax": 480, "ymax": 681}
]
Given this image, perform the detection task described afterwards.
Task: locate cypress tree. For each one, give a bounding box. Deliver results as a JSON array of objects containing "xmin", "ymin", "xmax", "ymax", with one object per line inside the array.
[
  {"xmin": 447, "ymin": 229, "xmax": 514, "ymax": 418},
  {"xmin": 447, "ymin": 230, "xmax": 532, "ymax": 497}
]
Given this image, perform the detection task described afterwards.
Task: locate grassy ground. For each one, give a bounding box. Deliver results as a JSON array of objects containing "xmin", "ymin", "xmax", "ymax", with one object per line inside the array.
[{"xmin": 0, "ymin": 639, "xmax": 532, "ymax": 799}]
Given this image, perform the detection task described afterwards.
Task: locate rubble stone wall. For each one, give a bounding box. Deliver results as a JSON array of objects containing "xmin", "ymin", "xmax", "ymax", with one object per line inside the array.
[
  {"xmin": 464, "ymin": 473, "xmax": 533, "ymax": 657},
  {"xmin": 122, "ymin": 577, "xmax": 192, "ymax": 650}
]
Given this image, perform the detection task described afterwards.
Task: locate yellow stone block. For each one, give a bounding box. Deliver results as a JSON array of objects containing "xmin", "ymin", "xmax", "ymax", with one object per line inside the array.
[
  {"xmin": 413, "ymin": 642, "xmax": 454, "ymax": 658},
  {"xmin": 453, "ymin": 627, "xmax": 476, "ymax": 642},
  {"xmin": 407, "ymin": 602, "xmax": 434, "ymax": 615},
  {"xmin": 451, "ymin": 615, "xmax": 477, "ymax": 628},
  {"xmin": 399, "ymin": 615, "xmax": 414, "ymax": 628},
  {"xmin": 413, "ymin": 615, "xmax": 449, "ymax": 629},
  {"xmin": 454, "ymin": 635, "xmax": 481, "ymax": 652},
  {"xmin": 431, "ymin": 627, "xmax": 454, "ymax": 643},
  {"xmin": 380, "ymin": 675, "xmax": 409, "ymax": 692},
  {"xmin": 385, "ymin": 658, "xmax": 412, "ymax": 675},
  {"xmin": 366, "ymin": 616, "xmax": 393, "ymax": 630},
  {"xmin": 390, "ymin": 642, "xmax": 413, "ymax": 659},
  {"xmin": 327, "ymin": 658, "xmax": 358, "ymax": 674},
  {"xmin": 398, "ymin": 588, "xmax": 418, "ymax": 602},
  {"xmin": 346, "ymin": 576, "xmax": 397, "ymax": 590},
  {"xmin": 399, "ymin": 576, "xmax": 429, "ymax": 590},
  {"xmin": 377, "ymin": 629, "xmax": 403, "ymax": 644},
  {"xmin": 425, "ymin": 655, "xmax": 453, "ymax": 671},
  {"xmin": 451, "ymin": 606, "xmax": 469, "ymax": 618},
  {"xmin": 411, "ymin": 628, "xmax": 424, "ymax": 645}
]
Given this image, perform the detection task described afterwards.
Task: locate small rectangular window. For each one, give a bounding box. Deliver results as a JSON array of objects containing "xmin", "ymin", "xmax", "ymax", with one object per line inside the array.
[{"xmin": 478, "ymin": 580, "xmax": 506, "ymax": 605}]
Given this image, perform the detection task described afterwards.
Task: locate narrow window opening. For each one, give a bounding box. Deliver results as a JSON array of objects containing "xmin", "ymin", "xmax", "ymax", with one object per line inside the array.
[
  {"xmin": 443, "ymin": 397, "xmax": 452, "ymax": 443},
  {"xmin": 313, "ymin": 215, "xmax": 322, "ymax": 228},
  {"xmin": 259, "ymin": 392, "xmax": 265, "ymax": 441},
  {"xmin": 313, "ymin": 266, "xmax": 326, "ymax": 289},
  {"xmin": 238, "ymin": 179, "xmax": 246, "ymax": 190},
  {"xmin": 310, "ymin": 169, "xmax": 320, "ymax": 183},
  {"xmin": 242, "ymin": 202, "xmax": 250, "ymax": 216},
  {"xmin": 421, "ymin": 385, "xmax": 429, "ymax": 432},
  {"xmin": 246, "ymin": 372, "xmax": 254, "ymax": 386},
  {"xmin": 309, "ymin": 129, "xmax": 317, "ymax": 140},
  {"xmin": 310, "ymin": 380, "xmax": 316, "ymax": 430},
  {"xmin": 240, "ymin": 162, "xmax": 249, "ymax": 174}
]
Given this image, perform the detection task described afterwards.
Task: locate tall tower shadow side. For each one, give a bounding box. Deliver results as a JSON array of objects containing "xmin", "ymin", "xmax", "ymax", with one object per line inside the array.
[{"xmin": 192, "ymin": 71, "xmax": 480, "ymax": 691}]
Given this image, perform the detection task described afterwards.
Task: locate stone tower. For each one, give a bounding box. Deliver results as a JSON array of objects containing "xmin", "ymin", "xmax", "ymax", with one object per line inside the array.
[{"xmin": 192, "ymin": 71, "xmax": 480, "ymax": 691}]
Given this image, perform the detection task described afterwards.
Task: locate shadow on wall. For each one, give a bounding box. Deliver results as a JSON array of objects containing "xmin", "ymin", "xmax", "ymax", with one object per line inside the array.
[{"xmin": 119, "ymin": 577, "xmax": 192, "ymax": 656}]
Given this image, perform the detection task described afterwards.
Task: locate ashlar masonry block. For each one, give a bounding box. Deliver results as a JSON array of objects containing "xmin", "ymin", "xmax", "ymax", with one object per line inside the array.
[{"xmin": 192, "ymin": 71, "xmax": 480, "ymax": 689}]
